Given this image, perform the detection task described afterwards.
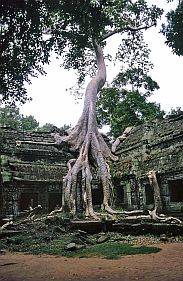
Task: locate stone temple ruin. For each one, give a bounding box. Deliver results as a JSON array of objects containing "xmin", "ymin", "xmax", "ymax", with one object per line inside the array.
[
  {"xmin": 112, "ymin": 112, "xmax": 183, "ymax": 215},
  {"xmin": 0, "ymin": 128, "xmax": 71, "ymax": 219},
  {"xmin": 0, "ymin": 112, "xmax": 183, "ymax": 220}
]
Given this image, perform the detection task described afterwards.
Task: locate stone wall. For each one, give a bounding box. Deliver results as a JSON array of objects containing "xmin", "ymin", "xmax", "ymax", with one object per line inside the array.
[
  {"xmin": 0, "ymin": 128, "xmax": 72, "ymax": 218},
  {"xmin": 113, "ymin": 112, "xmax": 183, "ymax": 213}
]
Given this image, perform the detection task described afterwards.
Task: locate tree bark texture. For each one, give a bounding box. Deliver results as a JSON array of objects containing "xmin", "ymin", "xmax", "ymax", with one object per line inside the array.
[
  {"xmin": 147, "ymin": 170, "xmax": 163, "ymax": 214},
  {"xmin": 54, "ymin": 43, "xmax": 117, "ymax": 219}
]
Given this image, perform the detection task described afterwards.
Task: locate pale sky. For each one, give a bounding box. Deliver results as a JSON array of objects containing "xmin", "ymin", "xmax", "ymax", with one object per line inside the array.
[{"xmin": 20, "ymin": 1, "xmax": 183, "ymax": 128}]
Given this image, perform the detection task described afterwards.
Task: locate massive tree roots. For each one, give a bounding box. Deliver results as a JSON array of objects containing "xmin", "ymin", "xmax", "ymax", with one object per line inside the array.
[
  {"xmin": 53, "ymin": 115, "xmax": 118, "ymax": 219},
  {"xmin": 52, "ymin": 43, "xmax": 119, "ymax": 219}
]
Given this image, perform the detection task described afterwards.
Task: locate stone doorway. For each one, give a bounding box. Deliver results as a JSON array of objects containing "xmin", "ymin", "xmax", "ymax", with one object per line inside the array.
[
  {"xmin": 169, "ymin": 179, "xmax": 183, "ymax": 202},
  {"xmin": 19, "ymin": 192, "xmax": 38, "ymax": 211},
  {"xmin": 48, "ymin": 193, "xmax": 62, "ymax": 212}
]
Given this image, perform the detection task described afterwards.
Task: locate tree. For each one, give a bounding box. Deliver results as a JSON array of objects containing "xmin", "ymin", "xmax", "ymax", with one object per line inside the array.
[
  {"xmin": 0, "ymin": 105, "xmax": 21, "ymax": 129},
  {"xmin": 97, "ymin": 88, "xmax": 164, "ymax": 138},
  {"xmin": 38, "ymin": 123, "xmax": 71, "ymax": 132},
  {"xmin": 162, "ymin": 0, "xmax": 183, "ymax": 56},
  {"xmin": 0, "ymin": 106, "xmax": 70, "ymax": 132},
  {"xmin": 97, "ymin": 33, "xmax": 165, "ymax": 138},
  {"xmin": 0, "ymin": 0, "xmax": 117, "ymax": 104},
  {"xmin": 49, "ymin": 1, "xmax": 162, "ymax": 218},
  {"xmin": 0, "ymin": 105, "xmax": 39, "ymax": 131},
  {"xmin": 1, "ymin": 1, "xmax": 163, "ymax": 218},
  {"xmin": 21, "ymin": 115, "xmax": 39, "ymax": 131},
  {"xmin": 0, "ymin": 0, "xmax": 59, "ymax": 104}
]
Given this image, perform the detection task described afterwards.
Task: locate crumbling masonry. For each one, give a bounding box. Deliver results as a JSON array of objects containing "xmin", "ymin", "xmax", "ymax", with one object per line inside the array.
[
  {"xmin": 0, "ymin": 129, "xmax": 71, "ymax": 219},
  {"xmin": 112, "ymin": 112, "xmax": 183, "ymax": 214}
]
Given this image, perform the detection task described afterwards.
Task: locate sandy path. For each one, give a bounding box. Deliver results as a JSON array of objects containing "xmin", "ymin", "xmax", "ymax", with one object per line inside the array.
[{"xmin": 0, "ymin": 243, "xmax": 183, "ymax": 281}]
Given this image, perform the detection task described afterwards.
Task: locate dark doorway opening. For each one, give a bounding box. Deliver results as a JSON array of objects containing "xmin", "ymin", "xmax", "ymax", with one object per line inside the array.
[
  {"xmin": 0, "ymin": 188, "xmax": 2, "ymax": 209},
  {"xmin": 19, "ymin": 193, "xmax": 38, "ymax": 211},
  {"xmin": 145, "ymin": 184, "xmax": 154, "ymax": 205},
  {"xmin": 115, "ymin": 185, "xmax": 125, "ymax": 207},
  {"xmin": 48, "ymin": 193, "xmax": 62, "ymax": 212},
  {"xmin": 169, "ymin": 179, "xmax": 183, "ymax": 202},
  {"xmin": 92, "ymin": 188, "xmax": 103, "ymax": 206},
  {"xmin": 92, "ymin": 181, "xmax": 103, "ymax": 206}
]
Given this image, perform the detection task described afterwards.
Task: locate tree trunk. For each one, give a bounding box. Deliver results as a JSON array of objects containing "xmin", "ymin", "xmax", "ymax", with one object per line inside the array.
[
  {"xmin": 54, "ymin": 43, "xmax": 117, "ymax": 219},
  {"xmin": 147, "ymin": 170, "xmax": 163, "ymax": 214}
]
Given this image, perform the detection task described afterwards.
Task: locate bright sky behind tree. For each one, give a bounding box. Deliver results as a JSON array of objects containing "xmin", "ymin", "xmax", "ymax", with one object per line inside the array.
[{"xmin": 20, "ymin": 0, "xmax": 183, "ymax": 129}]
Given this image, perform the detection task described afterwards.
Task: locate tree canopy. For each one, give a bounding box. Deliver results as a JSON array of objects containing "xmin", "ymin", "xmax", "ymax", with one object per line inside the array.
[
  {"xmin": 0, "ymin": 0, "xmax": 163, "ymax": 104},
  {"xmin": 97, "ymin": 32, "xmax": 165, "ymax": 137},
  {"xmin": 162, "ymin": 0, "xmax": 183, "ymax": 56},
  {"xmin": 0, "ymin": 105, "xmax": 39, "ymax": 131},
  {"xmin": 0, "ymin": 105, "xmax": 72, "ymax": 132},
  {"xmin": 0, "ymin": 0, "xmax": 56, "ymax": 104},
  {"xmin": 37, "ymin": 123, "xmax": 71, "ymax": 132}
]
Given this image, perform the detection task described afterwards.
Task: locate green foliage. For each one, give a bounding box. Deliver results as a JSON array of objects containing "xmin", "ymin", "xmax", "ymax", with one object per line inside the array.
[
  {"xmin": 37, "ymin": 123, "xmax": 71, "ymax": 132},
  {"xmin": 0, "ymin": 105, "xmax": 39, "ymax": 131},
  {"xmin": 0, "ymin": 105, "xmax": 20, "ymax": 129},
  {"xmin": 37, "ymin": 123, "xmax": 60, "ymax": 132},
  {"xmin": 97, "ymin": 89, "xmax": 164, "ymax": 138},
  {"xmin": 21, "ymin": 115, "xmax": 40, "ymax": 131},
  {"xmin": 0, "ymin": 105, "xmax": 71, "ymax": 132},
  {"xmin": 97, "ymin": 33, "xmax": 165, "ymax": 138},
  {"xmin": 115, "ymin": 31, "xmax": 159, "ymax": 97},
  {"xmin": 0, "ymin": 1, "xmax": 163, "ymax": 104},
  {"xmin": 0, "ymin": 0, "xmax": 58, "ymax": 104},
  {"xmin": 162, "ymin": 1, "xmax": 183, "ymax": 56}
]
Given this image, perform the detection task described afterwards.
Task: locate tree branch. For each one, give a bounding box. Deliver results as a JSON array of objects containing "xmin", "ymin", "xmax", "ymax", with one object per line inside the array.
[
  {"xmin": 102, "ymin": 22, "xmax": 156, "ymax": 41},
  {"xmin": 112, "ymin": 127, "xmax": 133, "ymax": 153}
]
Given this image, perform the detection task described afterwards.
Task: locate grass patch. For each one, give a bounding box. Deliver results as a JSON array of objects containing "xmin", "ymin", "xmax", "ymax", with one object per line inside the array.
[
  {"xmin": 64, "ymin": 242, "xmax": 161, "ymax": 259},
  {"xmin": 76, "ymin": 242, "xmax": 160, "ymax": 259},
  {"xmin": 0, "ymin": 235, "xmax": 160, "ymax": 259},
  {"xmin": 28, "ymin": 241, "xmax": 161, "ymax": 259}
]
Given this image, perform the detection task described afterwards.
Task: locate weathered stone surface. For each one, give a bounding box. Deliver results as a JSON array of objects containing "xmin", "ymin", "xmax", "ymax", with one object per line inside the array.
[
  {"xmin": 97, "ymin": 234, "xmax": 109, "ymax": 244},
  {"xmin": 113, "ymin": 112, "xmax": 183, "ymax": 214},
  {"xmin": 0, "ymin": 128, "xmax": 72, "ymax": 219},
  {"xmin": 0, "ymin": 249, "xmax": 7, "ymax": 255},
  {"xmin": 64, "ymin": 242, "xmax": 77, "ymax": 251}
]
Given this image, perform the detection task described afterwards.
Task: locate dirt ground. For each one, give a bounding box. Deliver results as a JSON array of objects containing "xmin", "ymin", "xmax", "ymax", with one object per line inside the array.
[{"xmin": 0, "ymin": 243, "xmax": 183, "ymax": 281}]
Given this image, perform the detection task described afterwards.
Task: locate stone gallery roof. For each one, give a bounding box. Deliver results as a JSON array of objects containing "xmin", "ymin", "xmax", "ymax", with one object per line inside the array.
[
  {"xmin": 0, "ymin": 128, "xmax": 71, "ymax": 183},
  {"xmin": 114, "ymin": 112, "xmax": 183, "ymax": 178}
]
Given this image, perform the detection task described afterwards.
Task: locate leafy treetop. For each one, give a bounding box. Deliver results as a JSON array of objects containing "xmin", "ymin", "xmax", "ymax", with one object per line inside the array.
[
  {"xmin": 162, "ymin": 0, "xmax": 183, "ymax": 56},
  {"xmin": 97, "ymin": 32, "xmax": 165, "ymax": 137},
  {"xmin": 0, "ymin": 105, "xmax": 71, "ymax": 132},
  {"xmin": 0, "ymin": 0, "xmax": 163, "ymax": 104},
  {"xmin": 0, "ymin": 105, "xmax": 39, "ymax": 131}
]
